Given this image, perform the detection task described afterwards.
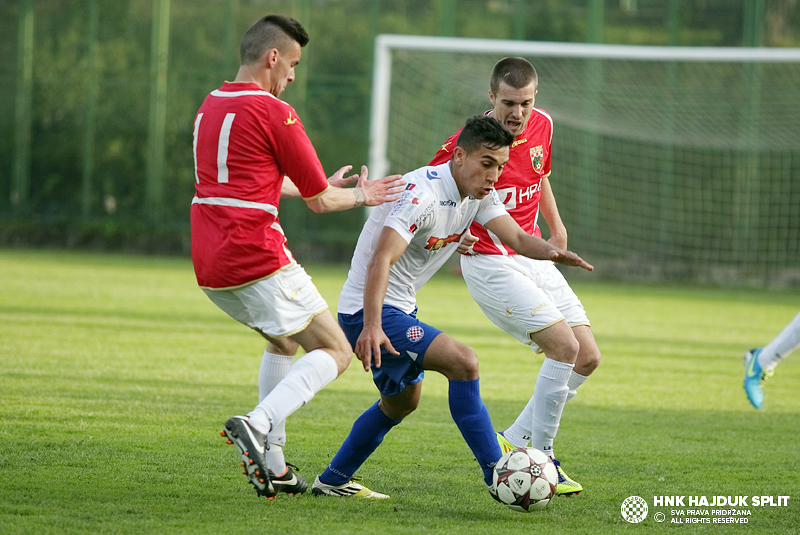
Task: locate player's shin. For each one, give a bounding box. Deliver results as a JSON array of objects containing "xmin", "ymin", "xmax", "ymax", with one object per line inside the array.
[
  {"xmin": 258, "ymin": 351, "xmax": 293, "ymax": 473},
  {"xmin": 448, "ymin": 379, "xmax": 502, "ymax": 485},
  {"xmin": 528, "ymin": 358, "xmax": 572, "ymax": 457},
  {"xmin": 248, "ymin": 349, "xmax": 338, "ymax": 434},
  {"xmin": 318, "ymin": 401, "xmax": 401, "ymax": 486}
]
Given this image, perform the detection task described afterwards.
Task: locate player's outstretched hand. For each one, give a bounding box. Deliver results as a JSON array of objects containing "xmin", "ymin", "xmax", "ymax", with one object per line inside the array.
[
  {"xmin": 354, "ymin": 166, "xmax": 405, "ymax": 206},
  {"xmin": 354, "ymin": 324, "xmax": 399, "ymax": 372},
  {"xmin": 327, "ymin": 165, "xmax": 360, "ymax": 188},
  {"xmin": 549, "ymin": 249, "xmax": 594, "ymax": 271},
  {"xmin": 457, "ymin": 231, "xmax": 479, "ymax": 255}
]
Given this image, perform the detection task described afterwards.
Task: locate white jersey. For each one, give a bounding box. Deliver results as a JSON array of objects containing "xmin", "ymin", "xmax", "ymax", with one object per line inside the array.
[{"xmin": 338, "ymin": 162, "xmax": 507, "ymax": 315}]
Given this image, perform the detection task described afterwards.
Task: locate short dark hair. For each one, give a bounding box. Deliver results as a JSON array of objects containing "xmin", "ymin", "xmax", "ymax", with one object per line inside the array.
[
  {"xmin": 490, "ymin": 57, "xmax": 538, "ymax": 94},
  {"xmin": 240, "ymin": 15, "xmax": 309, "ymax": 65},
  {"xmin": 456, "ymin": 115, "xmax": 514, "ymax": 154}
]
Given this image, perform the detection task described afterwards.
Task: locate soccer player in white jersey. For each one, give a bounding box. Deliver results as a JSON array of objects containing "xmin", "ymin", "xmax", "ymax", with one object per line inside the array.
[
  {"xmin": 743, "ymin": 311, "xmax": 800, "ymax": 408},
  {"xmin": 430, "ymin": 57, "xmax": 602, "ymax": 496},
  {"xmin": 191, "ymin": 14, "xmax": 403, "ymax": 499},
  {"xmin": 311, "ymin": 115, "xmax": 593, "ymax": 500}
]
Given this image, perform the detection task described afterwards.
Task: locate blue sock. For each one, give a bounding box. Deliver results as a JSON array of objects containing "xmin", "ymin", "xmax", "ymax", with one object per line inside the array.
[
  {"xmin": 448, "ymin": 379, "xmax": 502, "ymax": 486},
  {"xmin": 318, "ymin": 401, "xmax": 401, "ymax": 487}
]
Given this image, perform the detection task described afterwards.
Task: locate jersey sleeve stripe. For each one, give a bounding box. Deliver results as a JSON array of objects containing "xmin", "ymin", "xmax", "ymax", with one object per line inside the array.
[
  {"xmin": 192, "ymin": 196, "xmax": 278, "ymax": 217},
  {"xmin": 486, "ymin": 228, "xmax": 509, "ymax": 255},
  {"xmin": 302, "ymin": 186, "xmax": 329, "ymax": 202},
  {"xmin": 531, "ymin": 107, "xmax": 554, "ymax": 145}
]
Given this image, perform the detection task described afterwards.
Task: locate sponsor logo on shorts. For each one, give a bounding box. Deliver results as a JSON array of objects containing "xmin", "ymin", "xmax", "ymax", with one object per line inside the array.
[{"xmin": 406, "ymin": 326, "xmax": 424, "ymax": 342}]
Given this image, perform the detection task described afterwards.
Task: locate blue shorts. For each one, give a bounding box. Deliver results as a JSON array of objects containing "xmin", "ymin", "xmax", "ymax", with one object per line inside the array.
[{"xmin": 339, "ymin": 305, "xmax": 442, "ymax": 397}]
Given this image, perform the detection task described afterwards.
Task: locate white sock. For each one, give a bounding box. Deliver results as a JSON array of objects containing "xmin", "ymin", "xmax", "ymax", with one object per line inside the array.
[
  {"xmin": 265, "ymin": 445, "xmax": 287, "ymax": 476},
  {"xmin": 566, "ymin": 370, "xmax": 588, "ymax": 403},
  {"xmin": 258, "ymin": 351, "xmax": 294, "ymax": 473},
  {"xmin": 758, "ymin": 312, "xmax": 800, "ymax": 372},
  {"xmin": 504, "ymin": 396, "xmax": 534, "ymax": 448},
  {"xmin": 503, "ymin": 360, "xmax": 577, "ymax": 449},
  {"xmin": 529, "ymin": 358, "xmax": 573, "ymax": 457},
  {"xmin": 248, "ymin": 349, "xmax": 338, "ymax": 435}
]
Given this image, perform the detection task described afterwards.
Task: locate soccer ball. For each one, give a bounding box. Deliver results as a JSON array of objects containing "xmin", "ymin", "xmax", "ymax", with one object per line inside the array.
[{"xmin": 492, "ymin": 447, "xmax": 558, "ymax": 512}]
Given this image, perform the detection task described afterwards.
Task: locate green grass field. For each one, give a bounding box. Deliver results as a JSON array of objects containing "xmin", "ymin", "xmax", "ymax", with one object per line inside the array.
[{"xmin": 1, "ymin": 249, "xmax": 798, "ymax": 534}]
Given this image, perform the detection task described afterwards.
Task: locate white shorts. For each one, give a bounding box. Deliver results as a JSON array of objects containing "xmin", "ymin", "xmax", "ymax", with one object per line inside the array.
[
  {"xmin": 203, "ymin": 263, "xmax": 328, "ymax": 338},
  {"xmin": 460, "ymin": 254, "xmax": 590, "ymax": 352}
]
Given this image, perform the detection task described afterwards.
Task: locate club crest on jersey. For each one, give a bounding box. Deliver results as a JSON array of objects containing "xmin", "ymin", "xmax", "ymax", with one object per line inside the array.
[
  {"xmin": 530, "ymin": 145, "xmax": 544, "ymax": 173},
  {"xmin": 425, "ymin": 230, "xmax": 465, "ymax": 251},
  {"xmin": 406, "ymin": 326, "xmax": 424, "ymax": 342}
]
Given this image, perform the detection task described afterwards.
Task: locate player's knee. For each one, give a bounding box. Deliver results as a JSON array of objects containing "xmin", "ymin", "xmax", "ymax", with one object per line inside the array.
[
  {"xmin": 320, "ymin": 335, "xmax": 353, "ymax": 375},
  {"xmin": 380, "ymin": 397, "xmax": 418, "ymax": 421},
  {"xmin": 330, "ymin": 347, "xmax": 353, "ymax": 375},
  {"xmin": 451, "ymin": 347, "xmax": 480, "ymax": 381},
  {"xmin": 577, "ymin": 345, "xmax": 601, "ymax": 375},
  {"xmin": 550, "ymin": 336, "xmax": 579, "ymax": 364}
]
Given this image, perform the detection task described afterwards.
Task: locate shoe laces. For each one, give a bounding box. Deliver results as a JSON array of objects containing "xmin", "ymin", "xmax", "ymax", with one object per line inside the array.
[
  {"xmin": 550, "ymin": 458, "xmax": 568, "ymax": 483},
  {"xmin": 761, "ymin": 369, "xmax": 774, "ymax": 385}
]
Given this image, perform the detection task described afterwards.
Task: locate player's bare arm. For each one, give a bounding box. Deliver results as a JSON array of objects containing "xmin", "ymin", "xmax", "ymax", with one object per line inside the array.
[
  {"xmin": 539, "ymin": 177, "xmax": 568, "ymax": 250},
  {"xmin": 281, "ymin": 166, "xmax": 373, "ymax": 198},
  {"xmin": 484, "ymin": 213, "xmax": 593, "ymax": 271},
  {"xmin": 354, "ymin": 227, "xmax": 406, "ymax": 371},
  {"xmin": 306, "ymin": 166, "xmax": 404, "ymax": 213},
  {"xmin": 280, "ymin": 175, "xmax": 303, "ymax": 198}
]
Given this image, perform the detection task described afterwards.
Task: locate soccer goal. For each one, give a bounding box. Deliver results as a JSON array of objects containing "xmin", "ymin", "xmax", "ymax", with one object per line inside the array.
[{"xmin": 370, "ymin": 35, "xmax": 800, "ymax": 286}]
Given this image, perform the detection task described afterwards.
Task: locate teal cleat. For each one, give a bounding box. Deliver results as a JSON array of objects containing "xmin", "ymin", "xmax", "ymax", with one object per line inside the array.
[{"xmin": 743, "ymin": 348, "xmax": 772, "ymax": 409}]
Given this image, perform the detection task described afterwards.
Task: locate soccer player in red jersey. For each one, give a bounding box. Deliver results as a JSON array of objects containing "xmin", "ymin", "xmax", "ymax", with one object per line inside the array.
[
  {"xmin": 191, "ymin": 14, "xmax": 404, "ymax": 499},
  {"xmin": 430, "ymin": 57, "xmax": 602, "ymax": 496}
]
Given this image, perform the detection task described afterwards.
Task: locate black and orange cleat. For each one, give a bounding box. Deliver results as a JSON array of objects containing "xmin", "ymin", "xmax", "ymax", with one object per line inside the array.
[
  {"xmin": 272, "ymin": 463, "xmax": 309, "ymax": 496},
  {"xmin": 222, "ymin": 416, "xmax": 276, "ymax": 499}
]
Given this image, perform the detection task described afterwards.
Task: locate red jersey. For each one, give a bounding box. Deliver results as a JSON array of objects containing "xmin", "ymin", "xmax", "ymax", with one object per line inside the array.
[
  {"xmin": 191, "ymin": 82, "xmax": 329, "ymax": 289},
  {"xmin": 429, "ymin": 108, "xmax": 553, "ymax": 255}
]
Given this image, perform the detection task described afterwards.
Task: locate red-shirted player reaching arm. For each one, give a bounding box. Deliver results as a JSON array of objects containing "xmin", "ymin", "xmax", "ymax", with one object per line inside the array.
[
  {"xmin": 430, "ymin": 57, "xmax": 602, "ymax": 497},
  {"xmin": 191, "ymin": 14, "xmax": 403, "ymax": 500}
]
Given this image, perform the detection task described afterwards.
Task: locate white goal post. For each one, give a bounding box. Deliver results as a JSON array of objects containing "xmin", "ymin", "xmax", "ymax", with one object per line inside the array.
[{"xmin": 369, "ymin": 35, "xmax": 800, "ymax": 286}]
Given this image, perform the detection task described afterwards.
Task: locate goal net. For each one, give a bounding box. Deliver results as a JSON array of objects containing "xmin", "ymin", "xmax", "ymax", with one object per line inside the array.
[{"xmin": 370, "ymin": 35, "xmax": 800, "ymax": 286}]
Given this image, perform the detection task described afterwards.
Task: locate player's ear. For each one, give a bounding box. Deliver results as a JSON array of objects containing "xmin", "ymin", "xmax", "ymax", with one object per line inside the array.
[
  {"xmin": 453, "ymin": 145, "xmax": 466, "ymax": 166},
  {"xmin": 264, "ymin": 48, "xmax": 279, "ymax": 68},
  {"xmin": 488, "ymin": 89, "xmax": 496, "ymax": 105}
]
